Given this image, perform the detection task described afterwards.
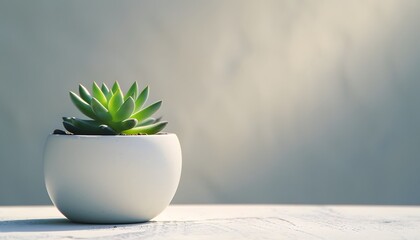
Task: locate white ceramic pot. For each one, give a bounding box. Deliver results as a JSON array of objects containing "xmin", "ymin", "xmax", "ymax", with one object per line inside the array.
[{"xmin": 43, "ymin": 133, "xmax": 182, "ymax": 224}]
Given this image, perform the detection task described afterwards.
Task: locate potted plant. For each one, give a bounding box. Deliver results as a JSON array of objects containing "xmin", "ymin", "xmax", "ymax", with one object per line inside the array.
[{"xmin": 43, "ymin": 81, "xmax": 182, "ymax": 224}]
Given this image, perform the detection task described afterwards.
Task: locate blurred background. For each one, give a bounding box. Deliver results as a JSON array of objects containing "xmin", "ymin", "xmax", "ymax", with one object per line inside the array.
[{"xmin": 1, "ymin": 0, "xmax": 420, "ymax": 205}]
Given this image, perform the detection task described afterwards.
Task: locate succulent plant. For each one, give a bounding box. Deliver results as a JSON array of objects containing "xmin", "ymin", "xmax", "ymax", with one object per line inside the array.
[{"xmin": 61, "ymin": 81, "xmax": 167, "ymax": 135}]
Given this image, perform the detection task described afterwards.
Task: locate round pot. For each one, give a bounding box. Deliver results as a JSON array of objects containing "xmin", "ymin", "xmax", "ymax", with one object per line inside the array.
[{"xmin": 43, "ymin": 133, "xmax": 182, "ymax": 224}]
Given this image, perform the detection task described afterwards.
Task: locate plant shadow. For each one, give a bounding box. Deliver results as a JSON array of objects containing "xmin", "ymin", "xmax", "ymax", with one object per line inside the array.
[{"xmin": 0, "ymin": 218, "xmax": 153, "ymax": 232}]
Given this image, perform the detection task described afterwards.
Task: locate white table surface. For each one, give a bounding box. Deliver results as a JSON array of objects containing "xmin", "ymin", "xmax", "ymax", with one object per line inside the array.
[{"xmin": 0, "ymin": 205, "xmax": 419, "ymax": 239}]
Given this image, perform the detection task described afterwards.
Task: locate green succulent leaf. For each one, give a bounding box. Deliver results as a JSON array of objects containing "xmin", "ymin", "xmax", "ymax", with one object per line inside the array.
[
  {"xmin": 78, "ymin": 84, "xmax": 92, "ymax": 104},
  {"xmin": 98, "ymin": 125, "xmax": 117, "ymax": 135},
  {"xmin": 122, "ymin": 121, "xmax": 168, "ymax": 135},
  {"xmin": 92, "ymin": 82, "xmax": 108, "ymax": 107},
  {"xmin": 63, "ymin": 121, "xmax": 82, "ymax": 134},
  {"xmin": 131, "ymin": 101, "xmax": 162, "ymax": 122},
  {"xmin": 135, "ymin": 86, "xmax": 149, "ymax": 112},
  {"xmin": 137, "ymin": 118, "xmax": 156, "ymax": 127},
  {"xmin": 63, "ymin": 117, "xmax": 105, "ymax": 134},
  {"xmin": 65, "ymin": 122, "xmax": 116, "ymax": 135},
  {"xmin": 62, "ymin": 116, "xmax": 72, "ymax": 124},
  {"xmin": 65, "ymin": 117, "xmax": 99, "ymax": 129},
  {"xmin": 65, "ymin": 81, "xmax": 167, "ymax": 135},
  {"xmin": 125, "ymin": 82, "xmax": 138, "ymax": 101},
  {"xmin": 113, "ymin": 118, "xmax": 138, "ymax": 131},
  {"xmin": 112, "ymin": 81, "xmax": 122, "ymax": 94},
  {"xmin": 113, "ymin": 97, "xmax": 135, "ymax": 122},
  {"xmin": 91, "ymin": 97, "xmax": 112, "ymax": 122},
  {"xmin": 69, "ymin": 91, "xmax": 97, "ymax": 120},
  {"xmin": 105, "ymin": 91, "xmax": 114, "ymax": 103},
  {"xmin": 101, "ymin": 83, "xmax": 111, "ymax": 99},
  {"xmin": 155, "ymin": 116, "xmax": 162, "ymax": 122},
  {"xmin": 108, "ymin": 89, "xmax": 124, "ymax": 115}
]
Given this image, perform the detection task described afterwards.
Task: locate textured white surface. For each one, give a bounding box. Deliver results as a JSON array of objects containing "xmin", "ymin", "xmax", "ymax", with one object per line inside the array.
[{"xmin": 0, "ymin": 205, "xmax": 419, "ymax": 239}]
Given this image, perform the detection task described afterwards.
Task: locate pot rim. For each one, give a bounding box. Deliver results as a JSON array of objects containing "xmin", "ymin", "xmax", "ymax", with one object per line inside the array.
[{"xmin": 48, "ymin": 132, "xmax": 176, "ymax": 138}]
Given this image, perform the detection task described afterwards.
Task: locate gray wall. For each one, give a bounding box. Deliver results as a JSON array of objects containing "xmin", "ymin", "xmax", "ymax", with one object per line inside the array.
[{"xmin": 1, "ymin": 0, "xmax": 420, "ymax": 205}]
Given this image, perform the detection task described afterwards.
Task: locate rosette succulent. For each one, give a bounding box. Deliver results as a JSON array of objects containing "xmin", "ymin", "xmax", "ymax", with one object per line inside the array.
[{"xmin": 60, "ymin": 81, "xmax": 167, "ymax": 135}]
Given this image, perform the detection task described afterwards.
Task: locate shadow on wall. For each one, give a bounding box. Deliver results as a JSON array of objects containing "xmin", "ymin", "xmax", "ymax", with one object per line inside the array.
[{"xmin": 0, "ymin": 0, "xmax": 420, "ymax": 205}]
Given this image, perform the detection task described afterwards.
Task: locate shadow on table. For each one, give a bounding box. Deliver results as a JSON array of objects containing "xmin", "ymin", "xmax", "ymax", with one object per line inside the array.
[{"xmin": 0, "ymin": 218, "xmax": 152, "ymax": 232}]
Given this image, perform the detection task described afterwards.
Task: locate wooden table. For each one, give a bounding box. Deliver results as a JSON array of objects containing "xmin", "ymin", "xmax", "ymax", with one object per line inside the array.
[{"xmin": 0, "ymin": 205, "xmax": 419, "ymax": 239}]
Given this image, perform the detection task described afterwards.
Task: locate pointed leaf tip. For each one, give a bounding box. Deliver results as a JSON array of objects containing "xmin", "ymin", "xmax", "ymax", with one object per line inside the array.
[
  {"xmin": 92, "ymin": 82, "xmax": 108, "ymax": 107},
  {"xmin": 112, "ymin": 81, "xmax": 121, "ymax": 94},
  {"xmin": 101, "ymin": 83, "xmax": 110, "ymax": 96},
  {"xmin": 79, "ymin": 84, "xmax": 92, "ymax": 103},
  {"xmin": 135, "ymin": 85, "xmax": 149, "ymax": 112},
  {"xmin": 125, "ymin": 82, "xmax": 138, "ymax": 100},
  {"xmin": 132, "ymin": 100, "xmax": 162, "ymax": 123},
  {"xmin": 69, "ymin": 91, "xmax": 97, "ymax": 120}
]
